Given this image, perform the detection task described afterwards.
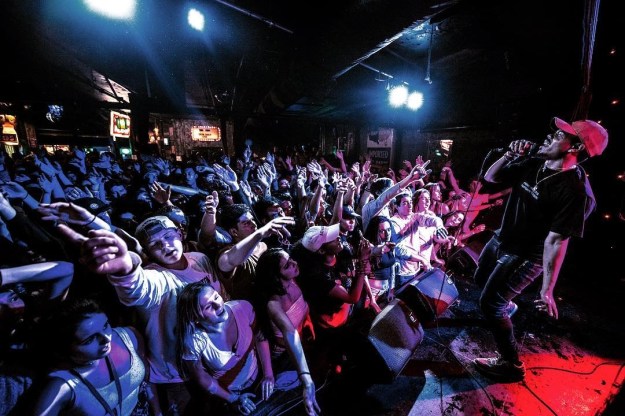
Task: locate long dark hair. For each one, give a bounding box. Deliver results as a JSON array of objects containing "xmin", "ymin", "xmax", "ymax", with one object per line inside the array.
[
  {"xmin": 252, "ymin": 248, "xmax": 291, "ymax": 345},
  {"xmin": 35, "ymin": 298, "xmax": 103, "ymax": 367},
  {"xmin": 255, "ymin": 248, "xmax": 289, "ymax": 299},
  {"xmin": 364, "ymin": 215, "xmax": 397, "ymax": 244}
]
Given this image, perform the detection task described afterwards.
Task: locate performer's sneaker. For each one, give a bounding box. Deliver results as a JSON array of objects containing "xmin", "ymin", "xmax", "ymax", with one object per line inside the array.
[
  {"xmin": 474, "ymin": 357, "xmax": 526, "ymax": 382},
  {"xmin": 505, "ymin": 301, "xmax": 518, "ymax": 318}
]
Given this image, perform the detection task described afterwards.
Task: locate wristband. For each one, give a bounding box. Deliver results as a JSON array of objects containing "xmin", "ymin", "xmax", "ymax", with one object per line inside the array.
[
  {"xmin": 503, "ymin": 151, "xmax": 515, "ymax": 161},
  {"xmin": 85, "ymin": 215, "xmax": 97, "ymax": 227}
]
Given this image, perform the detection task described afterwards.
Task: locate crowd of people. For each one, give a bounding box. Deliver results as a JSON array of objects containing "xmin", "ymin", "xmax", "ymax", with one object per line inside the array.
[{"xmin": 0, "ymin": 115, "xmax": 606, "ymax": 415}]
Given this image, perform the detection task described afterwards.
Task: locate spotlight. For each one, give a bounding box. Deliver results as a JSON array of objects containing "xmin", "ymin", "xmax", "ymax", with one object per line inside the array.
[
  {"xmin": 188, "ymin": 8, "xmax": 205, "ymax": 31},
  {"xmin": 406, "ymin": 92, "xmax": 424, "ymax": 110},
  {"xmin": 388, "ymin": 85, "xmax": 409, "ymax": 108},
  {"xmin": 83, "ymin": 0, "xmax": 136, "ymax": 20}
]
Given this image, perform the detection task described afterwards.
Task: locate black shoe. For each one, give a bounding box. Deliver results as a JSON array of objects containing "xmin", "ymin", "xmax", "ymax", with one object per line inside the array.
[
  {"xmin": 505, "ymin": 301, "xmax": 518, "ymax": 318},
  {"xmin": 474, "ymin": 356, "xmax": 526, "ymax": 382}
]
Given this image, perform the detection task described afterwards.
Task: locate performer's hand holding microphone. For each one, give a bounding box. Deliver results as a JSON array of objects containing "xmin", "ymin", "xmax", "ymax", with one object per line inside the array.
[{"xmin": 493, "ymin": 139, "xmax": 538, "ymax": 161}]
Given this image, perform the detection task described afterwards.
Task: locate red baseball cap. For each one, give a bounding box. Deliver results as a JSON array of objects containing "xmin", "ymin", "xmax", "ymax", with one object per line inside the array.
[{"xmin": 552, "ymin": 117, "xmax": 608, "ymax": 157}]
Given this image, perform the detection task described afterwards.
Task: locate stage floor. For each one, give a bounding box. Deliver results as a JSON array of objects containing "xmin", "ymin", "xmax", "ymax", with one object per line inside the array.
[{"xmin": 286, "ymin": 270, "xmax": 625, "ymax": 416}]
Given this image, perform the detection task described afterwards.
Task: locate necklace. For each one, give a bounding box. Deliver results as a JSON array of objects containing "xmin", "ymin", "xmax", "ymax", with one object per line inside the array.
[{"xmin": 532, "ymin": 163, "xmax": 576, "ymax": 192}]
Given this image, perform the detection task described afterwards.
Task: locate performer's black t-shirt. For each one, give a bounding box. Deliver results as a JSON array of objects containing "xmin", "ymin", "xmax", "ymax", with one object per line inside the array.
[{"xmin": 495, "ymin": 158, "xmax": 593, "ymax": 261}]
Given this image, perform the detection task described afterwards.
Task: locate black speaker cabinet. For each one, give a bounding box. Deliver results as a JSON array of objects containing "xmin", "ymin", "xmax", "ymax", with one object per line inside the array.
[
  {"xmin": 447, "ymin": 245, "xmax": 480, "ymax": 278},
  {"xmin": 366, "ymin": 298, "xmax": 424, "ymax": 382},
  {"xmin": 446, "ymin": 231, "xmax": 491, "ymax": 279},
  {"xmin": 396, "ymin": 268, "xmax": 459, "ymax": 322}
]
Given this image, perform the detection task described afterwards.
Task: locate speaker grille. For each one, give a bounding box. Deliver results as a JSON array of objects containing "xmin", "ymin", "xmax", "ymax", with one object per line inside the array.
[{"xmin": 367, "ymin": 299, "xmax": 424, "ymax": 381}]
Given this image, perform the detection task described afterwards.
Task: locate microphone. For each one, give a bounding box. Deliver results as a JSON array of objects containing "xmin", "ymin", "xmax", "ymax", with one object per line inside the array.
[{"xmin": 492, "ymin": 143, "xmax": 539, "ymax": 158}]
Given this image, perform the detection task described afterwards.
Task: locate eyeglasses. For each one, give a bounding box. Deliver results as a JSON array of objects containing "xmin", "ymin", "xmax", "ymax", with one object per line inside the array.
[{"xmin": 551, "ymin": 129, "xmax": 581, "ymax": 145}]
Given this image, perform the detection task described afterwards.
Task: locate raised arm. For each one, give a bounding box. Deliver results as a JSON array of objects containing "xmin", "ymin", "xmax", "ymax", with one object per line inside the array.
[
  {"xmin": 198, "ymin": 191, "xmax": 221, "ymax": 248},
  {"xmin": 484, "ymin": 140, "xmax": 534, "ymax": 183},
  {"xmin": 1, "ymin": 261, "xmax": 73, "ymax": 299},
  {"xmin": 217, "ymin": 217, "xmax": 295, "ymax": 273}
]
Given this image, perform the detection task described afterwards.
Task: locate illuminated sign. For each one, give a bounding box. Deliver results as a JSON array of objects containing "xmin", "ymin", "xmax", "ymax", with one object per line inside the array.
[
  {"xmin": 1, "ymin": 114, "xmax": 19, "ymax": 145},
  {"xmin": 192, "ymin": 125, "xmax": 221, "ymax": 142},
  {"xmin": 110, "ymin": 111, "xmax": 131, "ymax": 138}
]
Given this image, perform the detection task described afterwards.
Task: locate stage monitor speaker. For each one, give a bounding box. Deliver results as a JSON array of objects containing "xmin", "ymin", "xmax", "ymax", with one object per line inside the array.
[
  {"xmin": 366, "ymin": 298, "xmax": 424, "ymax": 383},
  {"xmin": 396, "ymin": 268, "xmax": 459, "ymax": 322},
  {"xmin": 446, "ymin": 231, "xmax": 491, "ymax": 279},
  {"xmin": 446, "ymin": 245, "xmax": 480, "ymax": 279}
]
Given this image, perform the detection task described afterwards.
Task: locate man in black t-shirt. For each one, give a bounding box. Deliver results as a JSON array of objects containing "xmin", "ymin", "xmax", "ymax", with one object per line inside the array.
[{"xmin": 471, "ymin": 117, "xmax": 608, "ymax": 382}]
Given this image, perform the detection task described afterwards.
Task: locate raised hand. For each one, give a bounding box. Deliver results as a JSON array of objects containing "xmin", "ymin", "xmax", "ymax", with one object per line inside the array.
[
  {"xmin": 212, "ymin": 163, "xmax": 238, "ymax": 187},
  {"xmin": 351, "ymin": 162, "xmax": 360, "ymax": 175},
  {"xmin": 74, "ymin": 147, "xmax": 86, "ymax": 160},
  {"xmin": 37, "ymin": 174, "xmax": 54, "ymax": 194},
  {"xmin": 362, "ymin": 159, "xmax": 371, "ymax": 175},
  {"xmin": 64, "ymin": 186, "xmax": 90, "ymax": 201},
  {"xmin": 38, "ymin": 201, "xmax": 98, "ymax": 227},
  {"xmin": 0, "ymin": 181, "xmax": 29, "ymax": 200},
  {"xmin": 256, "ymin": 165, "xmax": 271, "ymax": 190},
  {"xmin": 93, "ymin": 158, "xmax": 112, "ymax": 170},
  {"xmin": 472, "ymin": 223, "xmax": 487, "ymax": 234},
  {"xmin": 56, "ymin": 225, "xmax": 134, "ymax": 276},
  {"xmin": 284, "ymin": 155, "xmax": 293, "ymax": 170},
  {"xmin": 51, "ymin": 161, "xmax": 66, "ymax": 176},
  {"xmin": 239, "ymin": 180, "xmax": 253, "ymax": 200},
  {"xmin": 259, "ymin": 216, "xmax": 296, "ymax": 240},
  {"xmin": 111, "ymin": 163, "xmax": 123, "ymax": 175},
  {"xmin": 265, "ymin": 152, "xmax": 275, "ymax": 165},
  {"xmin": 149, "ymin": 181, "xmax": 171, "ymax": 205},
  {"xmin": 203, "ymin": 191, "xmax": 219, "ymax": 215},
  {"xmin": 332, "ymin": 172, "xmax": 341, "ymax": 184},
  {"xmin": 243, "ymin": 146, "xmax": 252, "ymax": 162},
  {"xmin": 33, "ymin": 155, "xmax": 56, "ymax": 177},
  {"xmin": 357, "ymin": 235, "xmax": 373, "ymax": 262},
  {"xmin": 263, "ymin": 161, "xmax": 277, "ymax": 180},
  {"xmin": 334, "ymin": 180, "xmax": 348, "ymax": 195},
  {"xmin": 408, "ymin": 159, "xmax": 430, "ymax": 180},
  {"xmin": 306, "ymin": 160, "xmax": 322, "ymax": 178}
]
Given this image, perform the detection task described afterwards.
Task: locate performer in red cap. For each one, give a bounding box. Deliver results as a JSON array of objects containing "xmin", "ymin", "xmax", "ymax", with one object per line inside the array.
[{"xmin": 471, "ymin": 117, "xmax": 608, "ymax": 382}]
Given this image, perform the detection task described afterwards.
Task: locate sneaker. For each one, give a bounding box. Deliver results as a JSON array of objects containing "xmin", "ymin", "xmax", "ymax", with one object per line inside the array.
[
  {"xmin": 474, "ymin": 357, "xmax": 526, "ymax": 382},
  {"xmin": 505, "ymin": 301, "xmax": 518, "ymax": 318}
]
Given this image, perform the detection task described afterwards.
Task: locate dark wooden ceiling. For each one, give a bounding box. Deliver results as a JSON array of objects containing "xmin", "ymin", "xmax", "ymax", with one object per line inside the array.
[{"xmin": 2, "ymin": 0, "xmax": 619, "ymax": 138}]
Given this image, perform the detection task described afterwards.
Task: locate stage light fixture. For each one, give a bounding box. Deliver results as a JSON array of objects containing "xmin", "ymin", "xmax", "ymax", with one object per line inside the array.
[
  {"xmin": 83, "ymin": 0, "xmax": 136, "ymax": 20},
  {"xmin": 389, "ymin": 85, "xmax": 409, "ymax": 107},
  {"xmin": 406, "ymin": 91, "xmax": 424, "ymax": 110},
  {"xmin": 188, "ymin": 8, "xmax": 205, "ymax": 31}
]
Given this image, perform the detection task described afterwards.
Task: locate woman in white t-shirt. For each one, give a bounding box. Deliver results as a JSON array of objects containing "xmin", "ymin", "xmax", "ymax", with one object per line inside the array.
[{"xmin": 175, "ymin": 282, "xmax": 275, "ymax": 415}]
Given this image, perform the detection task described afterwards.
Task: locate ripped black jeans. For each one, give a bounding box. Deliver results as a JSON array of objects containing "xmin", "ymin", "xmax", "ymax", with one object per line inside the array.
[{"xmin": 474, "ymin": 235, "xmax": 542, "ymax": 364}]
